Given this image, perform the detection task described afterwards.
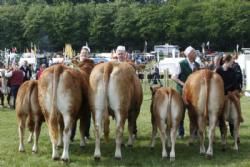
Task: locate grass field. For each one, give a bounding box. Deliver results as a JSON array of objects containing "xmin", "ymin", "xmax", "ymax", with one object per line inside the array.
[{"xmin": 0, "ymin": 82, "xmax": 250, "ymax": 167}]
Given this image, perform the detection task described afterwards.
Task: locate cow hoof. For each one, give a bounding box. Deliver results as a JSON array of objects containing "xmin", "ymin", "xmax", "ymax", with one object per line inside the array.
[
  {"xmin": 61, "ymin": 158, "xmax": 70, "ymax": 163},
  {"xmin": 150, "ymin": 147, "xmax": 154, "ymax": 150},
  {"xmin": 162, "ymin": 156, "xmax": 168, "ymax": 160},
  {"xmin": 114, "ymin": 156, "xmax": 122, "ymax": 160},
  {"xmin": 52, "ymin": 157, "xmax": 60, "ymax": 161},
  {"xmin": 237, "ymin": 138, "xmax": 240, "ymax": 144},
  {"xmin": 121, "ymin": 143, "xmax": 125, "ymax": 147},
  {"xmin": 205, "ymin": 154, "xmax": 212, "ymax": 160},
  {"xmin": 94, "ymin": 156, "xmax": 101, "ymax": 161},
  {"xmin": 127, "ymin": 144, "xmax": 133, "ymax": 148},
  {"xmin": 32, "ymin": 150, "xmax": 37, "ymax": 154},
  {"xmin": 170, "ymin": 157, "xmax": 175, "ymax": 162},
  {"xmin": 221, "ymin": 147, "xmax": 226, "ymax": 152},
  {"xmin": 19, "ymin": 149, "xmax": 25, "ymax": 153}
]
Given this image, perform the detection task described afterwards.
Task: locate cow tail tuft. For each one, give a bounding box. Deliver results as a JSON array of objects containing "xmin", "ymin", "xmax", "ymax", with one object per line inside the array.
[{"xmin": 204, "ymin": 70, "xmax": 212, "ymax": 121}]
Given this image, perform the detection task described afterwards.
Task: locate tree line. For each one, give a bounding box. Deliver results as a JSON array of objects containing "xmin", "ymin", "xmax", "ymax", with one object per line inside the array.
[{"xmin": 0, "ymin": 0, "xmax": 249, "ymax": 52}]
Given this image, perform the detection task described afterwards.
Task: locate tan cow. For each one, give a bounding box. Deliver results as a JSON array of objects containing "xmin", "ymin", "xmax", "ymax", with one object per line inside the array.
[
  {"xmin": 183, "ymin": 69, "xmax": 225, "ymax": 158},
  {"xmin": 89, "ymin": 61, "xmax": 143, "ymax": 160},
  {"xmin": 16, "ymin": 80, "xmax": 44, "ymax": 153},
  {"xmin": 150, "ymin": 86, "xmax": 184, "ymax": 161},
  {"xmin": 38, "ymin": 59, "xmax": 94, "ymax": 161},
  {"xmin": 220, "ymin": 90, "xmax": 243, "ymax": 151}
]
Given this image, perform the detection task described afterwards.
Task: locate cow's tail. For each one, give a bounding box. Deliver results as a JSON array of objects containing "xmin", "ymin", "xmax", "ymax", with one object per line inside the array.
[
  {"xmin": 103, "ymin": 62, "xmax": 113, "ymax": 140},
  {"xmin": 26, "ymin": 81, "xmax": 37, "ymax": 112},
  {"xmin": 103, "ymin": 62, "xmax": 113, "ymax": 105},
  {"xmin": 204, "ymin": 70, "xmax": 212, "ymax": 120},
  {"xmin": 50, "ymin": 65, "xmax": 63, "ymax": 142},
  {"xmin": 26, "ymin": 81, "xmax": 37, "ymax": 132},
  {"xmin": 167, "ymin": 89, "xmax": 172, "ymax": 128}
]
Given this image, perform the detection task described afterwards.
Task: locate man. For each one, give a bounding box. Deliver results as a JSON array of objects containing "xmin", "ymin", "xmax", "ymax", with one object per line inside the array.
[
  {"xmin": 115, "ymin": 45, "xmax": 127, "ymax": 62},
  {"xmin": 5, "ymin": 64, "xmax": 24, "ymax": 109},
  {"xmin": 172, "ymin": 46, "xmax": 200, "ymax": 138},
  {"xmin": 80, "ymin": 46, "xmax": 91, "ymax": 61},
  {"xmin": 71, "ymin": 45, "xmax": 91, "ymax": 142},
  {"xmin": 20, "ymin": 60, "xmax": 32, "ymax": 81}
]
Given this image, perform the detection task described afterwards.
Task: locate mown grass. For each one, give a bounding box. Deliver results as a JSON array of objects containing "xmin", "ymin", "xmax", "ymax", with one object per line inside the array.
[{"xmin": 0, "ymin": 81, "xmax": 250, "ymax": 167}]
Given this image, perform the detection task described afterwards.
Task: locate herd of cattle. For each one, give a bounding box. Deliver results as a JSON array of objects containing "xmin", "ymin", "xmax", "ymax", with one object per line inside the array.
[{"xmin": 3, "ymin": 59, "xmax": 243, "ymax": 162}]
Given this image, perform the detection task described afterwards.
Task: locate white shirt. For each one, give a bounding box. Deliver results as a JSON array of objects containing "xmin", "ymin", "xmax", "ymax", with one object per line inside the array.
[
  {"xmin": 5, "ymin": 71, "xmax": 25, "ymax": 78},
  {"xmin": 172, "ymin": 59, "xmax": 195, "ymax": 77}
]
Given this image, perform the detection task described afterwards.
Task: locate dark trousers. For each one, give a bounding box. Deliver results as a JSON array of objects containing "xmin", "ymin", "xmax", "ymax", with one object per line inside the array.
[
  {"xmin": 10, "ymin": 85, "xmax": 20, "ymax": 109},
  {"xmin": 70, "ymin": 111, "xmax": 91, "ymax": 141},
  {"xmin": 178, "ymin": 108, "xmax": 186, "ymax": 137},
  {"xmin": 0, "ymin": 92, "xmax": 4, "ymax": 105}
]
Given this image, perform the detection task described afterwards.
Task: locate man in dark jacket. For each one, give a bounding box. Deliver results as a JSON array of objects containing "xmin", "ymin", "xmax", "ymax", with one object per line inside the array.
[
  {"xmin": 172, "ymin": 46, "xmax": 200, "ymax": 138},
  {"xmin": 20, "ymin": 60, "xmax": 32, "ymax": 81}
]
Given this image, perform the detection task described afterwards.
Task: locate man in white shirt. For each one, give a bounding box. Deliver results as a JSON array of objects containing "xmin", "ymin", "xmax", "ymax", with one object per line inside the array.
[{"xmin": 171, "ymin": 46, "xmax": 200, "ymax": 138}]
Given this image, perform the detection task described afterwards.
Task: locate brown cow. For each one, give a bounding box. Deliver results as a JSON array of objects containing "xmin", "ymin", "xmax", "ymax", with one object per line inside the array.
[
  {"xmin": 150, "ymin": 86, "xmax": 184, "ymax": 161},
  {"xmin": 183, "ymin": 69, "xmax": 225, "ymax": 158},
  {"xmin": 16, "ymin": 80, "xmax": 44, "ymax": 153},
  {"xmin": 38, "ymin": 59, "xmax": 94, "ymax": 161},
  {"xmin": 89, "ymin": 61, "xmax": 143, "ymax": 160},
  {"xmin": 220, "ymin": 91, "xmax": 243, "ymax": 151}
]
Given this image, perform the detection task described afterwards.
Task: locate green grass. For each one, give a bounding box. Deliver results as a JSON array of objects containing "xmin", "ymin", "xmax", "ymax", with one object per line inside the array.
[{"xmin": 0, "ymin": 82, "xmax": 250, "ymax": 167}]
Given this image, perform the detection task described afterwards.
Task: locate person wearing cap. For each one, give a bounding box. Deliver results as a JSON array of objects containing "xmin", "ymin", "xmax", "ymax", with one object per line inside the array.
[
  {"xmin": 172, "ymin": 46, "xmax": 200, "ymax": 138},
  {"xmin": 70, "ymin": 46, "xmax": 92, "ymax": 142},
  {"xmin": 115, "ymin": 45, "xmax": 127, "ymax": 62},
  {"xmin": 80, "ymin": 46, "xmax": 91, "ymax": 62}
]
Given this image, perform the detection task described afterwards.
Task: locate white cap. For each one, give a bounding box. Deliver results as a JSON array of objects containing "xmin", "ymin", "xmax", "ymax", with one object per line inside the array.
[
  {"xmin": 116, "ymin": 45, "xmax": 126, "ymax": 52},
  {"xmin": 184, "ymin": 46, "xmax": 194, "ymax": 56},
  {"xmin": 82, "ymin": 46, "xmax": 90, "ymax": 53}
]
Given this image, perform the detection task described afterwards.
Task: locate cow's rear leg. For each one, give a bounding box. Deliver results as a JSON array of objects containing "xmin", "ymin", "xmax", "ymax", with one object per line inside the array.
[
  {"xmin": 127, "ymin": 113, "xmax": 135, "ymax": 147},
  {"xmin": 103, "ymin": 110, "xmax": 110, "ymax": 143},
  {"xmin": 206, "ymin": 115, "xmax": 217, "ymax": 158},
  {"xmin": 219, "ymin": 115, "xmax": 227, "ymax": 151},
  {"xmin": 150, "ymin": 113, "xmax": 157, "ymax": 149},
  {"xmin": 169, "ymin": 126, "xmax": 177, "ymax": 161},
  {"xmin": 79, "ymin": 116, "xmax": 87, "ymax": 147},
  {"xmin": 114, "ymin": 113, "xmax": 126, "ymax": 159},
  {"xmin": 94, "ymin": 109, "xmax": 103, "ymax": 160},
  {"xmin": 27, "ymin": 117, "xmax": 35, "ymax": 143},
  {"xmin": 18, "ymin": 114, "xmax": 27, "ymax": 152},
  {"xmin": 198, "ymin": 117, "xmax": 206, "ymax": 154},
  {"xmin": 61, "ymin": 114, "xmax": 73, "ymax": 162},
  {"xmin": 48, "ymin": 119, "xmax": 60, "ymax": 160},
  {"xmin": 158, "ymin": 120, "xmax": 167, "ymax": 159},
  {"xmin": 32, "ymin": 119, "xmax": 42, "ymax": 153}
]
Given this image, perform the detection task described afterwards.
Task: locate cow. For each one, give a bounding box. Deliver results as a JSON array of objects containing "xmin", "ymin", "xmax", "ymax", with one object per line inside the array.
[
  {"xmin": 16, "ymin": 80, "xmax": 44, "ymax": 153},
  {"xmin": 150, "ymin": 86, "xmax": 184, "ymax": 161},
  {"xmin": 89, "ymin": 61, "xmax": 143, "ymax": 160},
  {"xmin": 38, "ymin": 59, "xmax": 95, "ymax": 161},
  {"xmin": 220, "ymin": 90, "xmax": 243, "ymax": 151},
  {"xmin": 183, "ymin": 69, "xmax": 225, "ymax": 158}
]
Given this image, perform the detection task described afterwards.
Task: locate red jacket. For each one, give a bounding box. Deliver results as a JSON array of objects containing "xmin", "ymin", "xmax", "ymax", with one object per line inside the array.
[{"xmin": 9, "ymin": 70, "xmax": 24, "ymax": 86}]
